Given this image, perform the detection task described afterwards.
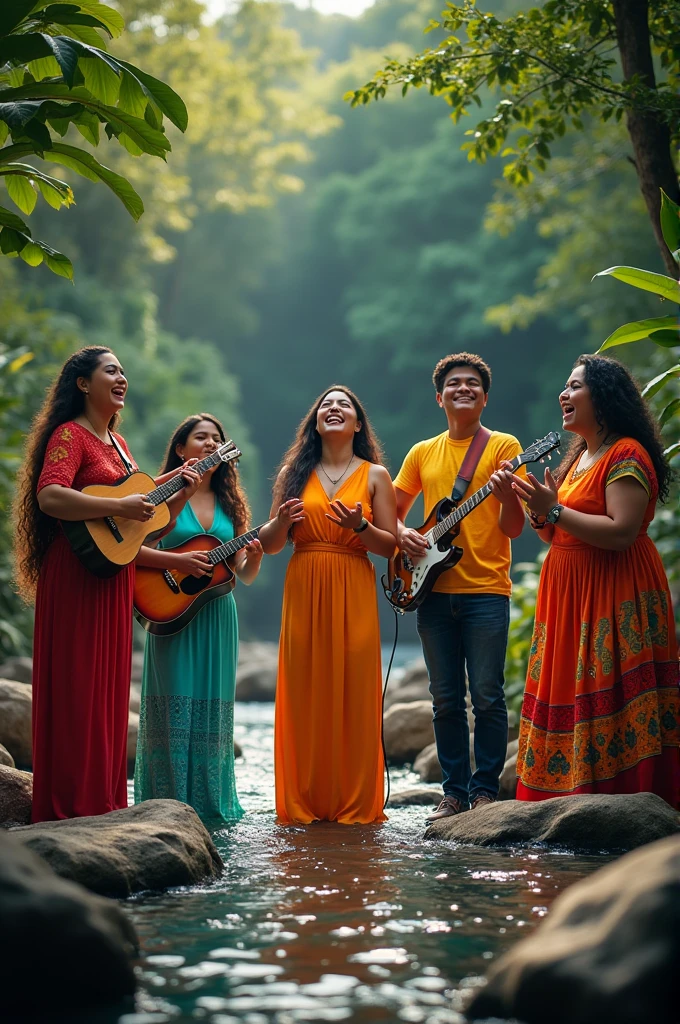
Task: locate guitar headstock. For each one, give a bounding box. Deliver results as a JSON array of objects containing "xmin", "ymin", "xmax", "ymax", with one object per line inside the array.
[
  {"xmin": 519, "ymin": 431, "xmax": 561, "ymax": 466},
  {"xmin": 216, "ymin": 441, "xmax": 241, "ymax": 464}
]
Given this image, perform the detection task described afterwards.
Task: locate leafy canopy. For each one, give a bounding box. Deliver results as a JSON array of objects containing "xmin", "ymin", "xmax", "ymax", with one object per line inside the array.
[
  {"xmin": 346, "ymin": 1, "xmax": 680, "ymax": 185},
  {"xmin": 0, "ymin": 0, "xmax": 187, "ymax": 278}
]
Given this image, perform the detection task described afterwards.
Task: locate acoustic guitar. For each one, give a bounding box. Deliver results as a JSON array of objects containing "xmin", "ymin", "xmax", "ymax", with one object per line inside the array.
[
  {"xmin": 61, "ymin": 440, "xmax": 241, "ymax": 578},
  {"xmin": 383, "ymin": 431, "xmax": 561, "ymax": 612},
  {"xmin": 134, "ymin": 525, "xmax": 262, "ymax": 636}
]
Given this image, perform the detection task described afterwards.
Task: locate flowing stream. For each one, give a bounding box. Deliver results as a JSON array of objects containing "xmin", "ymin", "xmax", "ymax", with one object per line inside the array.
[{"xmin": 102, "ymin": 702, "xmax": 611, "ymax": 1024}]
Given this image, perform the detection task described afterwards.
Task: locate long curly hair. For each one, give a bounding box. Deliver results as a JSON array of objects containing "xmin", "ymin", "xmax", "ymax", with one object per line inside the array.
[
  {"xmin": 161, "ymin": 414, "xmax": 250, "ymax": 533},
  {"xmin": 14, "ymin": 346, "xmax": 120, "ymax": 599},
  {"xmin": 555, "ymin": 354, "xmax": 672, "ymax": 502},
  {"xmin": 272, "ymin": 385, "xmax": 384, "ymax": 508}
]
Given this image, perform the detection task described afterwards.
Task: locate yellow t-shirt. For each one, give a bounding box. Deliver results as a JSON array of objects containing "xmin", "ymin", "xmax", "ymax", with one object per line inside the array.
[{"xmin": 393, "ymin": 429, "xmax": 523, "ymax": 596}]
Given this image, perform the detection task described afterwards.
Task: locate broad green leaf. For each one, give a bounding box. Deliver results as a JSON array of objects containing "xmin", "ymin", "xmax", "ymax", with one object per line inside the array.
[
  {"xmin": 664, "ymin": 442, "xmax": 680, "ymax": 460},
  {"xmin": 79, "ymin": 55, "xmax": 120, "ymax": 105},
  {"xmin": 593, "ymin": 265, "xmax": 680, "ymax": 304},
  {"xmin": 114, "ymin": 57, "xmax": 188, "ymax": 132},
  {"xmin": 63, "ymin": 2, "xmax": 125, "ymax": 38},
  {"xmin": 73, "ymin": 109, "xmax": 100, "ymax": 144},
  {"xmin": 19, "ymin": 240, "xmax": 44, "ymax": 266},
  {"xmin": 0, "ymin": 84, "xmax": 172, "ymax": 157},
  {"xmin": 0, "ymin": 204, "xmax": 30, "ymax": 232},
  {"xmin": 660, "ymin": 189, "xmax": 680, "ymax": 260},
  {"xmin": 648, "ymin": 328, "xmax": 680, "ymax": 348},
  {"xmin": 43, "ymin": 248, "xmax": 73, "ymax": 280},
  {"xmin": 0, "ymin": 32, "xmax": 52, "ymax": 65},
  {"xmin": 118, "ymin": 70, "xmax": 147, "ymax": 119},
  {"xmin": 598, "ymin": 316, "xmax": 680, "ymax": 351},
  {"xmin": 45, "ymin": 142, "xmax": 144, "ymax": 218},
  {"xmin": 38, "ymin": 177, "xmax": 67, "ymax": 209},
  {"xmin": 0, "ymin": 0, "xmax": 37, "ymax": 36},
  {"xmin": 641, "ymin": 364, "xmax": 680, "ymax": 399},
  {"xmin": 659, "ymin": 397, "xmax": 680, "ymax": 428},
  {"xmin": 118, "ymin": 131, "xmax": 143, "ymax": 156},
  {"xmin": 56, "ymin": 22, "xmax": 108, "ymax": 48},
  {"xmin": 0, "ymin": 123, "xmax": 7, "ymax": 147},
  {"xmin": 5, "ymin": 173, "xmax": 37, "ymax": 214},
  {"xmin": 0, "ymin": 162, "xmax": 73, "ymax": 202},
  {"xmin": 0, "ymin": 226, "xmax": 28, "ymax": 254},
  {"xmin": 28, "ymin": 55, "xmax": 62, "ymax": 80}
]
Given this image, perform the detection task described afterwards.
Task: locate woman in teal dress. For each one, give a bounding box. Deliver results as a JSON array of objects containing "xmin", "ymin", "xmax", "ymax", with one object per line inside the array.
[{"xmin": 135, "ymin": 414, "xmax": 262, "ymax": 824}]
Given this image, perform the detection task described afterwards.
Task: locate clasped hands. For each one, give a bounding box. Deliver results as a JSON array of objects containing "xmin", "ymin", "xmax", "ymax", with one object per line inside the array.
[{"xmin": 489, "ymin": 460, "xmax": 559, "ymax": 517}]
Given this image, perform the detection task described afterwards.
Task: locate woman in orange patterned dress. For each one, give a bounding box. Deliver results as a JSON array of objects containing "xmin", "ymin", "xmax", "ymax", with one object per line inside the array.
[
  {"xmin": 260, "ymin": 387, "xmax": 397, "ymax": 824},
  {"xmin": 511, "ymin": 355, "xmax": 679, "ymax": 807}
]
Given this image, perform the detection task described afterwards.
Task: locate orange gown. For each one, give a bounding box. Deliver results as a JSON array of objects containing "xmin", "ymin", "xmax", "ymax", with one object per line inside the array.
[
  {"xmin": 517, "ymin": 439, "xmax": 680, "ymax": 807},
  {"xmin": 275, "ymin": 461, "xmax": 387, "ymax": 824}
]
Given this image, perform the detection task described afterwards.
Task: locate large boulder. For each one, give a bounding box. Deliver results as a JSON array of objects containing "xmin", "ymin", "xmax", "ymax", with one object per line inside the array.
[
  {"xmin": 235, "ymin": 641, "xmax": 278, "ymax": 701},
  {"xmin": 0, "ymin": 831, "xmax": 137, "ymax": 1013},
  {"xmin": 0, "ymin": 764, "xmax": 32, "ymax": 825},
  {"xmin": 0, "ymin": 678, "xmax": 32, "ymax": 768},
  {"xmin": 0, "ymin": 742, "xmax": 15, "ymax": 768},
  {"xmin": 466, "ymin": 834, "xmax": 680, "ymax": 1024},
  {"xmin": 384, "ymin": 659, "xmax": 430, "ymax": 709},
  {"xmin": 10, "ymin": 798, "xmax": 224, "ymax": 897},
  {"xmin": 414, "ymin": 742, "xmax": 442, "ymax": 783},
  {"xmin": 0, "ymin": 655, "xmax": 33, "ymax": 684},
  {"xmin": 426, "ymin": 792, "xmax": 680, "ymax": 852},
  {"xmin": 383, "ymin": 700, "xmax": 435, "ymax": 764}
]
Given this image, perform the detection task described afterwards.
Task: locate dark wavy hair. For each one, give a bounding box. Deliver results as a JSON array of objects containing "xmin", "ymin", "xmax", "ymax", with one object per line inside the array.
[
  {"xmin": 555, "ymin": 354, "xmax": 672, "ymax": 502},
  {"xmin": 272, "ymin": 385, "xmax": 384, "ymax": 509},
  {"xmin": 14, "ymin": 346, "xmax": 120, "ymax": 599},
  {"xmin": 161, "ymin": 414, "xmax": 250, "ymax": 533}
]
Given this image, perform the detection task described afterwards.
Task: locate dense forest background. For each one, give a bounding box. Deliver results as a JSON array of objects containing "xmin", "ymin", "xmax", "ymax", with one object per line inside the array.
[{"xmin": 1, "ymin": 0, "xmax": 676, "ymax": 655}]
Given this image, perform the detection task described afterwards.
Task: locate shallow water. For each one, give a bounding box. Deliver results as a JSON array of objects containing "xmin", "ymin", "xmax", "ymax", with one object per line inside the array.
[{"xmin": 106, "ymin": 703, "xmax": 611, "ymax": 1024}]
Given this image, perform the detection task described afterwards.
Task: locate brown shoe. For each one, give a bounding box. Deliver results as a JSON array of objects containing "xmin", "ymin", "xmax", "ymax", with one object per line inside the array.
[
  {"xmin": 426, "ymin": 796, "xmax": 468, "ymax": 823},
  {"xmin": 470, "ymin": 793, "xmax": 496, "ymax": 810}
]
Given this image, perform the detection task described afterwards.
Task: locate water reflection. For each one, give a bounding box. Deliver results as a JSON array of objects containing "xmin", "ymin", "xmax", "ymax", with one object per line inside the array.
[{"xmin": 112, "ymin": 703, "xmax": 611, "ymax": 1024}]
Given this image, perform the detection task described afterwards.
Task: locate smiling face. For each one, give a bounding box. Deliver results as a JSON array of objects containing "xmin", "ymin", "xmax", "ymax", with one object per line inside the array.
[
  {"xmin": 436, "ymin": 365, "xmax": 488, "ymax": 421},
  {"xmin": 176, "ymin": 418, "xmax": 224, "ymax": 471},
  {"xmin": 77, "ymin": 352, "xmax": 127, "ymax": 415},
  {"xmin": 559, "ymin": 364, "xmax": 601, "ymax": 437},
  {"xmin": 316, "ymin": 390, "xmax": 361, "ymax": 440}
]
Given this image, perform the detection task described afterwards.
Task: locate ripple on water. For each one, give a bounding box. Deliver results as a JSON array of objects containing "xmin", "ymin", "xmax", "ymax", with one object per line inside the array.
[{"xmin": 120, "ymin": 701, "xmax": 613, "ymax": 1024}]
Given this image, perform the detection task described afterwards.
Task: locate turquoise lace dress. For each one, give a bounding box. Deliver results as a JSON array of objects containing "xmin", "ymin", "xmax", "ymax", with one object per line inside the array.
[{"xmin": 134, "ymin": 499, "xmax": 244, "ymax": 824}]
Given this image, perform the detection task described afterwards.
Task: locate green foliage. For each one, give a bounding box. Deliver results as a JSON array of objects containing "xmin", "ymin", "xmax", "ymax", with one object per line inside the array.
[
  {"xmin": 0, "ymin": 0, "xmax": 187, "ymax": 275},
  {"xmin": 346, "ymin": 0, "xmax": 680, "ymax": 185},
  {"xmin": 505, "ymin": 555, "xmax": 544, "ymax": 717}
]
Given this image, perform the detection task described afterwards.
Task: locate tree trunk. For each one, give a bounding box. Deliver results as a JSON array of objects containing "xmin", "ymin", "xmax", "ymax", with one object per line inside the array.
[{"xmin": 612, "ymin": 0, "xmax": 680, "ymax": 277}]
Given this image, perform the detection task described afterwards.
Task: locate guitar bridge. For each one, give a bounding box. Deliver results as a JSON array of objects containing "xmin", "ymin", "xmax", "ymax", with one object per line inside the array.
[
  {"xmin": 162, "ymin": 570, "xmax": 180, "ymax": 594},
  {"xmin": 103, "ymin": 517, "xmax": 124, "ymax": 543}
]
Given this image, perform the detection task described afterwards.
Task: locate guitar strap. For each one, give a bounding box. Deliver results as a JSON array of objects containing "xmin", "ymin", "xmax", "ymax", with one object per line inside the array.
[
  {"xmin": 108, "ymin": 430, "xmax": 134, "ymax": 477},
  {"xmin": 451, "ymin": 426, "xmax": 492, "ymax": 504}
]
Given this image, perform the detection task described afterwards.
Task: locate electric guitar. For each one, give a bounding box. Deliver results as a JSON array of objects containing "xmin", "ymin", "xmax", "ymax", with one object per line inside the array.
[
  {"xmin": 61, "ymin": 440, "xmax": 241, "ymax": 579},
  {"xmin": 383, "ymin": 431, "xmax": 561, "ymax": 612},
  {"xmin": 134, "ymin": 524, "xmax": 262, "ymax": 636}
]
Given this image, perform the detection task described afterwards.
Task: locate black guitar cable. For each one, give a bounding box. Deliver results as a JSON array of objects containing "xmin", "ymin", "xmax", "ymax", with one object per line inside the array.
[{"xmin": 381, "ymin": 604, "xmax": 400, "ymax": 809}]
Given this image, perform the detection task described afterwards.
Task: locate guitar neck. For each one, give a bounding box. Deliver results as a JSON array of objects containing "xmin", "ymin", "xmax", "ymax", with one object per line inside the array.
[
  {"xmin": 206, "ymin": 525, "xmax": 262, "ymax": 566},
  {"xmin": 432, "ymin": 453, "xmax": 523, "ymax": 542},
  {"xmin": 147, "ymin": 449, "xmax": 233, "ymax": 507}
]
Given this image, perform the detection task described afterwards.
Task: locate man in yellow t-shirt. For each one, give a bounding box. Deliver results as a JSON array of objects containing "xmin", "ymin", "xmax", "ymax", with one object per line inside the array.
[{"xmin": 394, "ymin": 352, "xmax": 525, "ymax": 821}]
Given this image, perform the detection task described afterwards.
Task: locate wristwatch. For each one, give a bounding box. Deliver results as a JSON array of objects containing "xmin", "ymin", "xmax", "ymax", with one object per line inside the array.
[
  {"xmin": 353, "ymin": 517, "xmax": 369, "ymax": 533},
  {"xmin": 545, "ymin": 504, "xmax": 564, "ymax": 524}
]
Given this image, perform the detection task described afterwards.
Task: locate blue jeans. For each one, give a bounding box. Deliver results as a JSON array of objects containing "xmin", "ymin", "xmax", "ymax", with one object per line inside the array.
[{"xmin": 416, "ymin": 592, "xmax": 509, "ymax": 804}]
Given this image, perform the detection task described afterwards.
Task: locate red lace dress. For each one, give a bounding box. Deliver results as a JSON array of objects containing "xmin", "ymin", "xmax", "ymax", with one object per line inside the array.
[{"xmin": 32, "ymin": 421, "xmax": 138, "ymax": 822}]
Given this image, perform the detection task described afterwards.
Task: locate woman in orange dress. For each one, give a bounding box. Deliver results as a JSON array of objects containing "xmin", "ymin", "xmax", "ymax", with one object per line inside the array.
[
  {"xmin": 511, "ymin": 355, "xmax": 679, "ymax": 807},
  {"xmin": 260, "ymin": 386, "xmax": 397, "ymax": 824}
]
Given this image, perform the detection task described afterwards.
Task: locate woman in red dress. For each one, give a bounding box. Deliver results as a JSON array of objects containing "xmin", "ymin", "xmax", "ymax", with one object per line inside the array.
[{"xmin": 14, "ymin": 346, "xmax": 198, "ymax": 822}]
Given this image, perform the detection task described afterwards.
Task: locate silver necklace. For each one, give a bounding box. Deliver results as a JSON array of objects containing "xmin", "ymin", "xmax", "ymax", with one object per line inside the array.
[
  {"xmin": 319, "ymin": 453, "xmax": 355, "ymax": 486},
  {"xmin": 573, "ymin": 435, "xmax": 617, "ymax": 477},
  {"xmin": 83, "ymin": 414, "xmax": 110, "ymax": 444}
]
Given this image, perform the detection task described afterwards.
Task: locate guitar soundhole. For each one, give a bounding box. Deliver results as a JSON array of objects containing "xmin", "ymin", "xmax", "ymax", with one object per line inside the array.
[{"xmin": 180, "ymin": 573, "xmax": 212, "ymax": 596}]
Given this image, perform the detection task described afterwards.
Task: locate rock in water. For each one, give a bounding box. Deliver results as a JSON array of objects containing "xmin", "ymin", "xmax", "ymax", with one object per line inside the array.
[
  {"xmin": 0, "ymin": 831, "xmax": 137, "ymax": 1013},
  {"xmin": 0, "ymin": 764, "xmax": 32, "ymax": 825},
  {"xmin": 0, "ymin": 678, "xmax": 32, "ymax": 768},
  {"xmin": 383, "ymin": 700, "xmax": 434, "ymax": 764},
  {"xmin": 388, "ymin": 786, "xmax": 444, "ymax": 807},
  {"xmin": 413, "ymin": 742, "xmax": 442, "ymax": 783},
  {"xmin": 0, "ymin": 656, "xmax": 33, "ymax": 684},
  {"xmin": 10, "ymin": 799, "xmax": 224, "ymax": 897},
  {"xmin": 466, "ymin": 834, "xmax": 680, "ymax": 1024},
  {"xmin": 426, "ymin": 792, "xmax": 679, "ymax": 852},
  {"xmin": 0, "ymin": 742, "xmax": 15, "ymax": 768}
]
